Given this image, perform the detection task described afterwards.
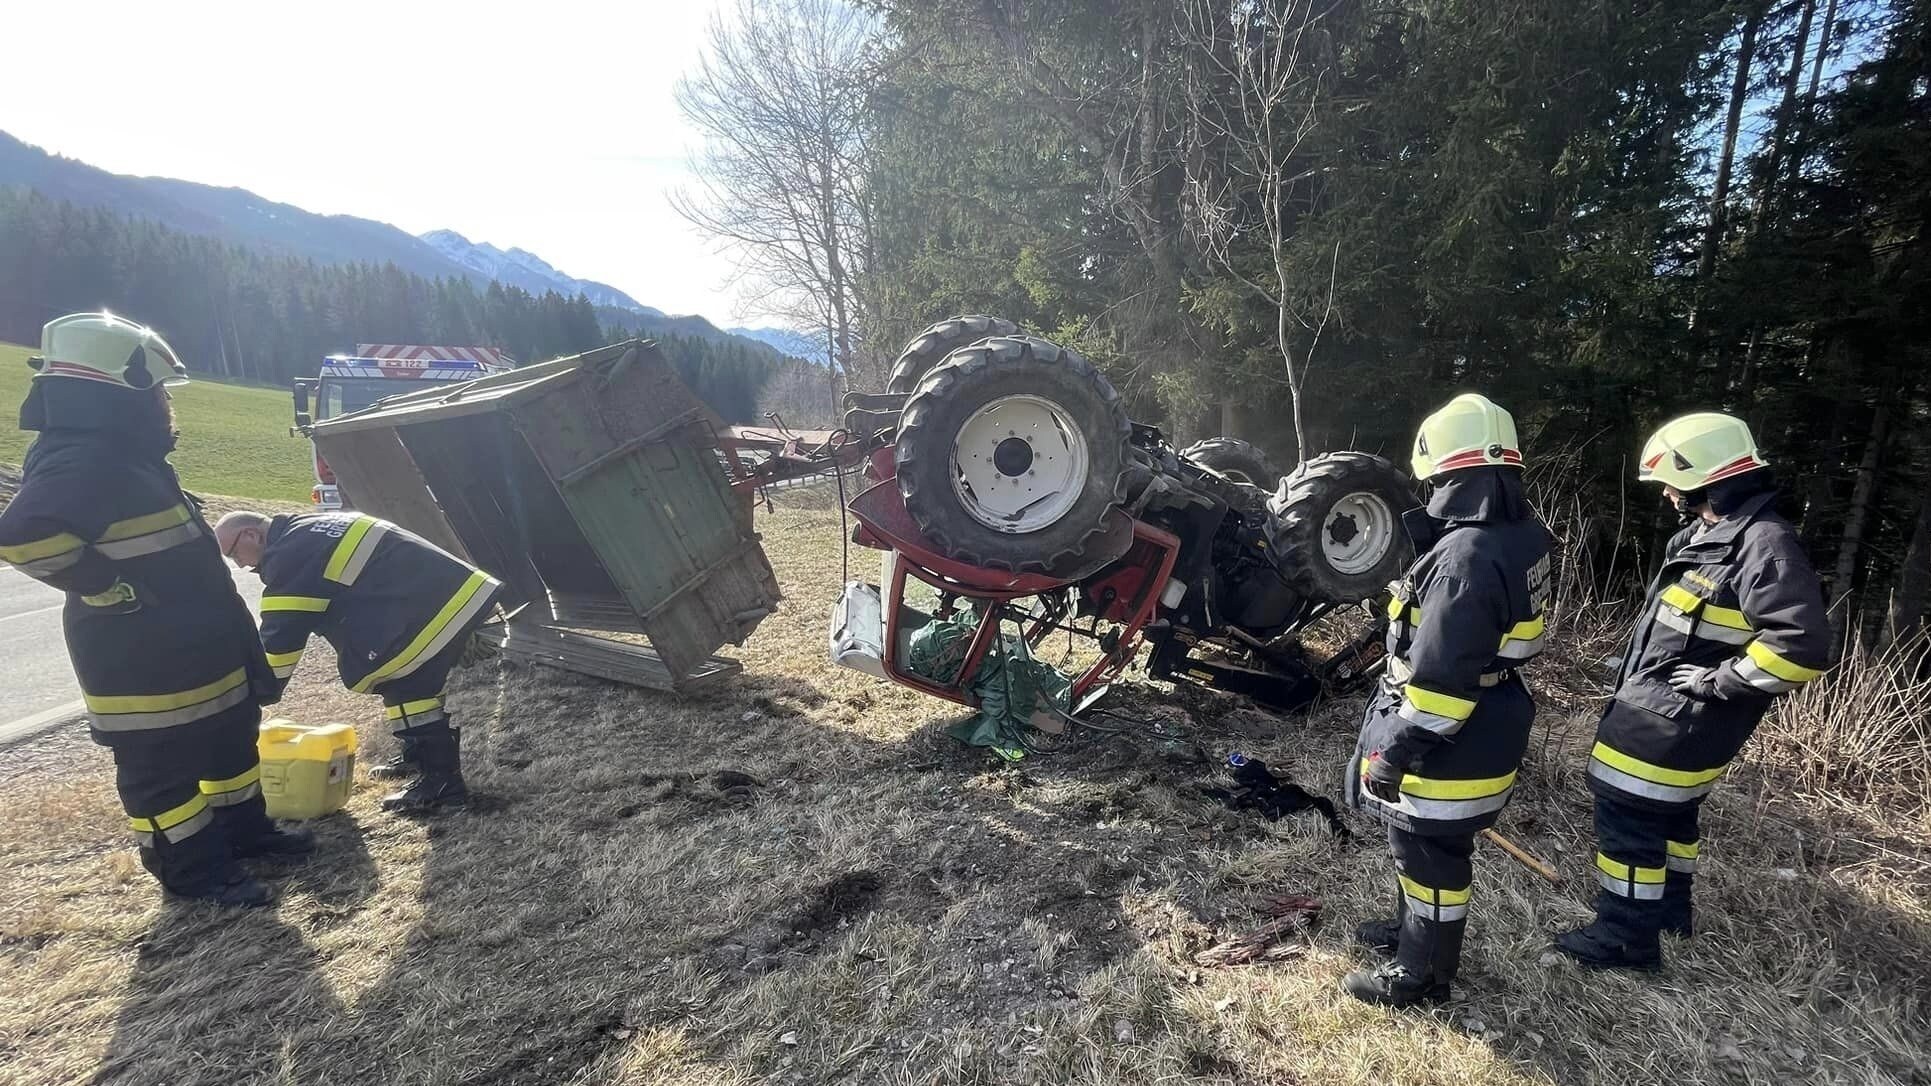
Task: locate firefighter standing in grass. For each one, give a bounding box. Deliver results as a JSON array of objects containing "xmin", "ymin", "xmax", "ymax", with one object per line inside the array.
[
  {"xmin": 0, "ymin": 313, "xmax": 310, "ymax": 907},
  {"xmin": 1343, "ymin": 393, "xmax": 1552, "ymax": 1007},
  {"xmin": 1554, "ymin": 413, "xmax": 1828, "ymax": 970},
  {"xmin": 213, "ymin": 509, "xmax": 501, "ymax": 813}
]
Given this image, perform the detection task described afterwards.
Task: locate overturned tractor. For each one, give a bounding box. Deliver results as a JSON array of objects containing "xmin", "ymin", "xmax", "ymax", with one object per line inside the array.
[{"xmin": 828, "ymin": 316, "xmax": 1417, "ymax": 728}]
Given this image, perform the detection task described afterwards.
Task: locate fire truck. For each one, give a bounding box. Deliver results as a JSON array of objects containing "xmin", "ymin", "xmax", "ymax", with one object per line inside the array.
[{"xmin": 291, "ymin": 344, "xmax": 514, "ymax": 508}]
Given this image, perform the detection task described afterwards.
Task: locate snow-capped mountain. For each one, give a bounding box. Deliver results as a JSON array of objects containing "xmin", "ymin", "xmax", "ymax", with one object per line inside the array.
[
  {"xmin": 727, "ymin": 326, "xmax": 829, "ymax": 365},
  {"xmin": 419, "ymin": 229, "xmax": 655, "ymax": 314}
]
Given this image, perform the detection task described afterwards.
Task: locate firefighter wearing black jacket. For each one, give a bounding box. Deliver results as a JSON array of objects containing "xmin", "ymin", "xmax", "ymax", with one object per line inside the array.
[
  {"xmin": 214, "ymin": 509, "xmax": 501, "ymax": 813},
  {"xmin": 0, "ymin": 313, "xmax": 308, "ymax": 907},
  {"xmin": 1555, "ymin": 413, "xmax": 1828, "ymax": 971},
  {"xmin": 1342, "ymin": 393, "xmax": 1552, "ymax": 1007}
]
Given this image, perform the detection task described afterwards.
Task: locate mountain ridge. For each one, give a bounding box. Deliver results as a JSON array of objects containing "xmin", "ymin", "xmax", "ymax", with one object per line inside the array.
[{"xmin": 0, "ymin": 129, "xmax": 810, "ymax": 361}]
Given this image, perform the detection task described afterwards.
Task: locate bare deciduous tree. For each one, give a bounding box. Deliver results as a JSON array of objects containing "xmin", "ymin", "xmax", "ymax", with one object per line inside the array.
[
  {"xmin": 676, "ymin": 0, "xmax": 879, "ymax": 395},
  {"xmin": 1179, "ymin": 0, "xmax": 1338, "ymax": 462}
]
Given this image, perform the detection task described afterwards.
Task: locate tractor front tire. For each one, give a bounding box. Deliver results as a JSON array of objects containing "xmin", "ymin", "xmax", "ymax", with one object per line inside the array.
[
  {"xmin": 886, "ymin": 314, "xmax": 1020, "ymax": 395},
  {"xmin": 1181, "ymin": 437, "xmax": 1281, "ymax": 488},
  {"xmin": 1266, "ymin": 451, "xmax": 1419, "ymax": 605},
  {"xmin": 896, "ymin": 336, "xmax": 1130, "ymax": 575}
]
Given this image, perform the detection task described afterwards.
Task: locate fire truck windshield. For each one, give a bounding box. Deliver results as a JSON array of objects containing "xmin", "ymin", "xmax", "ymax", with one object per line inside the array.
[{"xmin": 318, "ymin": 378, "xmax": 405, "ymax": 421}]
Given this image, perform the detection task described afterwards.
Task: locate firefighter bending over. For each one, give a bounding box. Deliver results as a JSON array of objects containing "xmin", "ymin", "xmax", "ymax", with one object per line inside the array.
[
  {"xmin": 1554, "ymin": 413, "xmax": 1828, "ymax": 970},
  {"xmin": 214, "ymin": 510, "xmax": 502, "ymax": 813},
  {"xmin": 1343, "ymin": 393, "xmax": 1552, "ymax": 1007},
  {"xmin": 0, "ymin": 313, "xmax": 309, "ymax": 907}
]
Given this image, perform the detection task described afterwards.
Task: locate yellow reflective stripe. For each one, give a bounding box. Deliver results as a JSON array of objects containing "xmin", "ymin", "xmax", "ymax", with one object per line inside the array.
[
  {"xmin": 1660, "ymin": 584, "xmax": 1702, "ymax": 612},
  {"xmin": 200, "ymin": 765, "xmax": 261, "ymax": 795},
  {"xmin": 1666, "ymin": 839, "xmax": 1700, "ymax": 859},
  {"xmin": 263, "ymin": 596, "xmax": 330, "ymax": 613},
  {"xmin": 1745, "ymin": 640, "xmax": 1822, "ymax": 683},
  {"xmin": 323, "ymin": 516, "xmax": 375, "ymax": 581},
  {"xmin": 1589, "ymin": 742, "xmax": 1725, "ymax": 788},
  {"xmin": 1403, "ymin": 684, "xmax": 1476, "ymax": 721},
  {"xmin": 1399, "ymin": 769, "xmax": 1517, "ymax": 800},
  {"xmin": 129, "ymin": 793, "xmax": 208, "ymax": 832},
  {"xmin": 385, "ymin": 698, "xmax": 444, "ymax": 720},
  {"xmin": 1502, "ymin": 615, "xmax": 1545, "ymax": 642},
  {"xmin": 1595, "ymin": 853, "xmax": 1666, "ymax": 884},
  {"xmin": 1385, "ymin": 596, "xmax": 1403, "ymax": 620},
  {"xmin": 84, "ymin": 668, "xmax": 247, "ymax": 715},
  {"xmin": 352, "ymin": 570, "xmax": 494, "ymax": 693},
  {"xmin": 265, "ymin": 649, "xmax": 305, "ymax": 668},
  {"xmin": 98, "ymin": 503, "xmax": 191, "ymax": 542},
  {"xmin": 0, "ymin": 531, "xmax": 85, "ymax": 563},
  {"xmin": 1699, "ymin": 603, "xmax": 1751, "ymax": 631},
  {"xmin": 1398, "ymin": 874, "xmax": 1471, "ymax": 906}
]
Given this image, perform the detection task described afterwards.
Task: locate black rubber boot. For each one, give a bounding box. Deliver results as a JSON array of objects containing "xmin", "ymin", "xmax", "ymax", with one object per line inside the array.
[
  {"xmin": 367, "ymin": 736, "xmax": 422, "ymax": 781},
  {"xmin": 1353, "ymin": 917, "xmax": 1400, "ymax": 957},
  {"xmin": 1660, "ymin": 878, "xmax": 1694, "ymax": 938},
  {"xmin": 231, "ymin": 824, "xmax": 317, "ymax": 861},
  {"xmin": 1341, "ymin": 963, "xmax": 1451, "ymax": 1007},
  {"xmin": 381, "ymin": 726, "xmax": 468, "ymax": 814},
  {"xmin": 1553, "ymin": 921, "xmax": 1663, "ymax": 972},
  {"xmin": 166, "ymin": 866, "xmax": 278, "ymax": 908}
]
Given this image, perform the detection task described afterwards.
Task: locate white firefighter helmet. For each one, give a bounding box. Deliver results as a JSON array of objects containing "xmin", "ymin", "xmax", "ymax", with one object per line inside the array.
[
  {"xmin": 1410, "ymin": 393, "xmax": 1522, "ymax": 480},
  {"xmin": 1638, "ymin": 412, "xmax": 1767, "ymax": 490},
  {"xmin": 31, "ymin": 312, "xmax": 188, "ymax": 391}
]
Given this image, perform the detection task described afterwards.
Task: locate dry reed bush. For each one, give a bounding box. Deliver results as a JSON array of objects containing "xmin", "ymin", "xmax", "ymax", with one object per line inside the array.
[
  {"xmin": 1, "ymin": 496, "xmax": 1928, "ymax": 1085},
  {"xmin": 1748, "ymin": 636, "xmax": 1931, "ymax": 835}
]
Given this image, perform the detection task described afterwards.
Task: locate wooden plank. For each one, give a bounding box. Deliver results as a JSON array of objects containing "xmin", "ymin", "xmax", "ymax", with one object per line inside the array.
[{"xmin": 488, "ymin": 622, "xmax": 741, "ymax": 692}]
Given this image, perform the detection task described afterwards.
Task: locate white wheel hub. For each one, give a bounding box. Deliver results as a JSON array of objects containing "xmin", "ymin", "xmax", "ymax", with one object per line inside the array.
[
  {"xmin": 1322, "ymin": 491, "xmax": 1396, "ymax": 575},
  {"xmin": 950, "ymin": 394, "xmax": 1089, "ymax": 533}
]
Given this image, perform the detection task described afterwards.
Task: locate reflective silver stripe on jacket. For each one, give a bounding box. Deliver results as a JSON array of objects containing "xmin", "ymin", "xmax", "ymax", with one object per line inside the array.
[
  {"xmin": 94, "ymin": 521, "xmax": 204, "ymax": 560},
  {"xmin": 86, "ymin": 672, "xmax": 253, "ymax": 732},
  {"xmin": 1733, "ymin": 654, "xmax": 1801, "ymax": 694},
  {"xmin": 17, "ymin": 549, "xmax": 84, "ymax": 577},
  {"xmin": 1587, "ymin": 756, "xmax": 1719, "ymax": 805}
]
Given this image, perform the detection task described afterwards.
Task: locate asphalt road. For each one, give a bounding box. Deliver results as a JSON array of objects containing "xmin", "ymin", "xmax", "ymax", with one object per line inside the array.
[{"xmin": 0, "ymin": 563, "xmax": 265, "ymax": 743}]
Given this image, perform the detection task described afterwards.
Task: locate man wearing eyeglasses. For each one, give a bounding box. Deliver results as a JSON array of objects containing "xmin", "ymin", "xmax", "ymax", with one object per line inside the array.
[
  {"xmin": 214, "ymin": 508, "xmax": 501, "ymax": 814},
  {"xmin": 0, "ymin": 314, "xmax": 309, "ymax": 908}
]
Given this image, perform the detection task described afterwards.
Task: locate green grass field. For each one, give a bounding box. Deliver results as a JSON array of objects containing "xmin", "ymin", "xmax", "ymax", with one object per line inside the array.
[{"xmin": 0, "ymin": 342, "xmax": 317, "ymax": 501}]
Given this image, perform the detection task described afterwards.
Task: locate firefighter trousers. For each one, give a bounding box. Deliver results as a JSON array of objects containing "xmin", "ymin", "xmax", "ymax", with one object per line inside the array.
[
  {"xmin": 1591, "ymin": 790, "xmax": 1699, "ymax": 942},
  {"xmin": 102, "ymin": 701, "xmax": 272, "ymax": 894},
  {"xmin": 372, "ymin": 618, "xmax": 482, "ymax": 739},
  {"xmin": 1389, "ymin": 825, "xmax": 1473, "ymax": 983}
]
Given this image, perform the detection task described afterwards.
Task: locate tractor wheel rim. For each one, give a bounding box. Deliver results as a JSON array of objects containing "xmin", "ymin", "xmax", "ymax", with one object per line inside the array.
[
  {"xmin": 1322, "ymin": 491, "xmax": 1396, "ymax": 575},
  {"xmin": 950, "ymin": 394, "xmax": 1090, "ymax": 533}
]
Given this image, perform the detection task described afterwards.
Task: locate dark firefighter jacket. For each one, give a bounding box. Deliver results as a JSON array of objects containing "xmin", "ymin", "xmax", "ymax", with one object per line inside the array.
[
  {"xmin": 1349, "ymin": 468, "xmax": 1553, "ymax": 836},
  {"xmin": 0, "ymin": 386, "xmax": 272, "ymax": 740},
  {"xmin": 256, "ymin": 512, "xmax": 500, "ymax": 697},
  {"xmin": 1589, "ymin": 488, "xmax": 1829, "ymax": 809}
]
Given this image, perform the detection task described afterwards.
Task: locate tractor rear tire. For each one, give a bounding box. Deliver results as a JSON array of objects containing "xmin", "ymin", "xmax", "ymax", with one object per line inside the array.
[
  {"xmin": 896, "ymin": 335, "xmax": 1130, "ymax": 575},
  {"xmin": 886, "ymin": 315, "xmax": 1020, "ymax": 394},
  {"xmin": 1266, "ymin": 451, "xmax": 1419, "ymax": 605},
  {"xmin": 1181, "ymin": 437, "xmax": 1280, "ymax": 488}
]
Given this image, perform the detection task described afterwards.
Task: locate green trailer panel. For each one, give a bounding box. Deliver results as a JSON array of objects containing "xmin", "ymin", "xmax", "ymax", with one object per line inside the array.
[{"xmin": 309, "ymin": 340, "xmax": 780, "ymax": 691}]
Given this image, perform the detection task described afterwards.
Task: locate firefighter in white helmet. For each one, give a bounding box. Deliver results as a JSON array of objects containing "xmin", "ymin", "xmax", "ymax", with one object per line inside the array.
[
  {"xmin": 1343, "ymin": 393, "xmax": 1552, "ymax": 1006},
  {"xmin": 0, "ymin": 313, "xmax": 309, "ymax": 907},
  {"xmin": 1555, "ymin": 412, "xmax": 1828, "ymax": 970}
]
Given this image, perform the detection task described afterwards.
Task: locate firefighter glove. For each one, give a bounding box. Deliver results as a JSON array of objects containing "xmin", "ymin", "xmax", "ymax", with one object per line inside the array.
[
  {"xmin": 1362, "ymin": 751, "xmax": 1404, "ymax": 804},
  {"xmin": 80, "ymin": 579, "xmax": 141, "ymax": 615},
  {"xmin": 1668, "ymin": 663, "xmax": 1720, "ymax": 700}
]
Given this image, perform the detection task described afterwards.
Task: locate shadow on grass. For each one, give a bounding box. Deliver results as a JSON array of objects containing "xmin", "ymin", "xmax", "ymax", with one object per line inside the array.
[
  {"xmin": 84, "ymin": 654, "xmax": 1930, "ymax": 1085},
  {"xmin": 90, "ymin": 815, "xmax": 377, "ymax": 1086}
]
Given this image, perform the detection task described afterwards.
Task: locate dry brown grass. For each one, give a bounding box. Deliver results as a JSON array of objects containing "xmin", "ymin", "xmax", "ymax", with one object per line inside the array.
[{"xmin": 3, "ymin": 490, "xmax": 1928, "ymax": 1086}]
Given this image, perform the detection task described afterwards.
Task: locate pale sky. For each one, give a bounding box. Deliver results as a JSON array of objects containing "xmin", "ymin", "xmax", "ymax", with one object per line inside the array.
[{"xmin": 4, "ymin": 0, "xmax": 751, "ymax": 325}]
